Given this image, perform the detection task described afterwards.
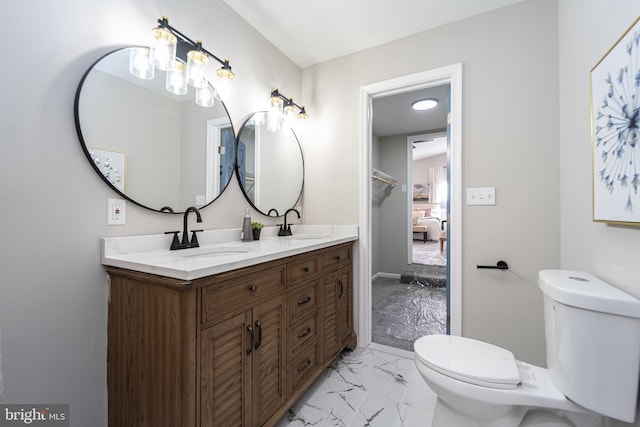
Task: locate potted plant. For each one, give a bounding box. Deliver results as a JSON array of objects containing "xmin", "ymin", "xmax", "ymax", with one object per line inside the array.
[{"xmin": 251, "ymin": 222, "xmax": 264, "ymax": 240}]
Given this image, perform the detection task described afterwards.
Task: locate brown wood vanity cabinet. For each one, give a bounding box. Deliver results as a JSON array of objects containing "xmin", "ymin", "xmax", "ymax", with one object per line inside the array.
[{"xmin": 106, "ymin": 242, "xmax": 356, "ymax": 427}]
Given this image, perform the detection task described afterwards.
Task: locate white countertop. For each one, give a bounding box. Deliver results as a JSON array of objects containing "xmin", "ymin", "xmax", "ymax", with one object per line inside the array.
[{"xmin": 102, "ymin": 225, "xmax": 358, "ymax": 280}]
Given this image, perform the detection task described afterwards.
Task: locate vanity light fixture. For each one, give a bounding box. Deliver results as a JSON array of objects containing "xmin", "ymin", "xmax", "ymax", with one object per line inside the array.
[
  {"xmin": 268, "ymin": 89, "xmax": 309, "ymax": 131},
  {"xmin": 412, "ymin": 98, "xmax": 438, "ymax": 111},
  {"xmin": 129, "ymin": 17, "xmax": 235, "ymax": 105}
]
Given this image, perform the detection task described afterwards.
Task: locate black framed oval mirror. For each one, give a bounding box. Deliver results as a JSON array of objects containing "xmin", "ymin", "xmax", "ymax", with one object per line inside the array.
[
  {"xmin": 236, "ymin": 111, "xmax": 304, "ymax": 216},
  {"xmin": 74, "ymin": 47, "xmax": 236, "ymax": 213}
]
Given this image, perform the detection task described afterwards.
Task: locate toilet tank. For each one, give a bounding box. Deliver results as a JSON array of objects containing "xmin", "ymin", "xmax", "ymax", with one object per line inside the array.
[{"xmin": 538, "ymin": 270, "xmax": 640, "ymax": 423}]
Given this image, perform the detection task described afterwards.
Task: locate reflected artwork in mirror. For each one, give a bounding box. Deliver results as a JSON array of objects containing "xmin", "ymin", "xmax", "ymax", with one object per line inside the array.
[
  {"xmin": 236, "ymin": 111, "xmax": 304, "ymax": 216},
  {"xmin": 74, "ymin": 47, "xmax": 236, "ymax": 213}
]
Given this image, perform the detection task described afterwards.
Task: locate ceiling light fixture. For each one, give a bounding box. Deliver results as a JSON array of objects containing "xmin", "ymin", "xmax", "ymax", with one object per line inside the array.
[
  {"xmin": 412, "ymin": 98, "xmax": 438, "ymax": 111},
  {"xmin": 129, "ymin": 17, "xmax": 235, "ymax": 106}
]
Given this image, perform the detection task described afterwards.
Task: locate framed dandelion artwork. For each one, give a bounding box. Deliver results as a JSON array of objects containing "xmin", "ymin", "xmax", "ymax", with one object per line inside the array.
[{"xmin": 591, "ymin": 16, "xmax": 640, "ymax": 225}]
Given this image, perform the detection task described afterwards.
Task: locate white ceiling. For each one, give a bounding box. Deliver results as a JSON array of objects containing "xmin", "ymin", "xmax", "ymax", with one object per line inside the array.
[
  {"xmin": 222, "ymin": 0, "xmax": 526, "ymax": 68},
  {"xmin": 223, "ymin": 0, "xmax": 525, "ymax": 159}
]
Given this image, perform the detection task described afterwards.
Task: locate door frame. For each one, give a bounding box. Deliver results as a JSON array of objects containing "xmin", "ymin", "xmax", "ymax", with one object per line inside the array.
[{"xmin": 357, "ymin": 63, "xmax": 463, "ymax": 346}]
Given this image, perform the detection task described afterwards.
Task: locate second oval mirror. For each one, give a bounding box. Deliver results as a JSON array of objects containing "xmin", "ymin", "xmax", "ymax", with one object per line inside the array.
[{"xmin": 236, "ymin": 112, "xmax": 304, "ymax": 216}]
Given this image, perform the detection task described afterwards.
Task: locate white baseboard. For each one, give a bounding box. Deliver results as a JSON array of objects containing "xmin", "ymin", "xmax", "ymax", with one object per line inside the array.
[{"xmin": 372, "ymin": 272, "xmax": 401, "ymax": 280}]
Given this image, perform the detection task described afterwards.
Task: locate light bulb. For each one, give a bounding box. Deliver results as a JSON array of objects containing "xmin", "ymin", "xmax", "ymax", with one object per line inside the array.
[
  {"xmin": 186, "ymin": 49, "xmax": 209, "ymax": 88},
  {"xmin": 150, "ymin": 27, "xmax": 177, "ymax": 71},
  {"xmin": 216, "ymin": 64, "xmax": 235, "ymax": 80},
  {"xmin": 215, "ymin": 76, "xmax": 230, "ymax": 101},
  {"xmin": 195, "ymin": 86, "xmax": 215, "ymax": 107},
  {"xmin": 129, "ymin": 47, "xmax": 155, "ymax": 80},
  {"xmin": 165, "ymin": 61, "xmax": 187, "ymax": 95}
]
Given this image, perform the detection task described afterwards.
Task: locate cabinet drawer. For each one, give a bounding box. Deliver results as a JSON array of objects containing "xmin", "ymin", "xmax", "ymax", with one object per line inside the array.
[
  {"xmin": 320, "ymin": 245, "xmax": 351, "ymax": 270},
  {"xmin": 202, "ymin": 266, "xmax": 285, "ymax": 324},
  {"xmin": 290, "ymin": 314, "xmax": 318, "ymax": 352},
  {"xmin": 290, "ymin": 281, "xmax": 318, "ymax": 322},
  {"xmin": 291, "ymin": 342, "xmax": 319, "ymax": 392},
  {"xmin": 288, "ymin": 255, "xmax": 319, "ymax": 283}
]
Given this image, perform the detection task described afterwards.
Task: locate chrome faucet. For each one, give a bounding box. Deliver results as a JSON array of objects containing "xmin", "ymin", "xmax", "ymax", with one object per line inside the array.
[
  {"xmin": 165, "ymin": 206, "xmax": 203, "ymax": 250},
  {"xmin": 278, "ymin": 208, "xmax": 300, "ymax": 236}
]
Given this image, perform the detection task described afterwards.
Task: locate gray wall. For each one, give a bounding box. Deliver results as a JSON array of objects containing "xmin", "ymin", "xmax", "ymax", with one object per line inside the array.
[
  {"xmin": 414, "ymin": 154, "xmax": 447, "ymax": 186},
  {"xmin": 0, "ymin": 0, "xmax": 300, "ymax": 424},
  {"xmin": 375, "ymin": 134, "xmax": 410, "ymax": 275},
  {"xmin": 303, "ymin": 0, "xmax": 559, "ymax": 366},
  {"xmin": 3, "ymin": 0, "xmax": 640, "ymax": 425},
  {"xmin": 559, "ymin": 1, "xmax": 640, "ymax": 300}
]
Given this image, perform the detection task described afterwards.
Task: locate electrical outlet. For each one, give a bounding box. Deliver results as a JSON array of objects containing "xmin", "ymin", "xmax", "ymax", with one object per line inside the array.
[{"xmin": 108, "ymin": 198, "xmax": 126, "ymax": 225}]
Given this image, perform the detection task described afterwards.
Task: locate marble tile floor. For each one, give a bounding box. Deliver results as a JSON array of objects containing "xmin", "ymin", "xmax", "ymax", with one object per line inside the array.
[{"xmin": 276, "ymin": 344, "xmax": 437, "ymax": 427}]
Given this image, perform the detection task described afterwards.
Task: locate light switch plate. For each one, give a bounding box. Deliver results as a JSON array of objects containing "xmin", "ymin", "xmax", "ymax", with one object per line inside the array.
[{"xmin": 466, "ymin": 187, "xmax": 496, "ymax": 205}]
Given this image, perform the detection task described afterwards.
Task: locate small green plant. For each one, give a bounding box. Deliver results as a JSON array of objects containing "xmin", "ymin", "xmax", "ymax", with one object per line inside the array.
[{"xmin": 251, "ymin": 221, "xmax": 264, "ymax": 230}]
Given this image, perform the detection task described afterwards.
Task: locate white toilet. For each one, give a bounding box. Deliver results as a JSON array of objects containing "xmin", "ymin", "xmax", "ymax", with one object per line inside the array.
[{"xmin": 414, "ymin": 270, "xmax": 640, "ymax": 427}]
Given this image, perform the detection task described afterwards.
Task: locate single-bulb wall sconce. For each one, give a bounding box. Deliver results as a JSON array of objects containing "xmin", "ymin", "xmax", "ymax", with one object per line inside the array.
[
  {"xmin": 268, "ymin": 89, "xmax": 308, "ymax": 131},
  {"xmin": 129, "ymin": 17, "xmax": 235, "ymax": 106}
]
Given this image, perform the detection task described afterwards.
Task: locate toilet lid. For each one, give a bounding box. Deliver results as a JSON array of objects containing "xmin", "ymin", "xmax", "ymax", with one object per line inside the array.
[{"xmin": 414, "ymin": 335, "xmax": 521, "ymax": 389}]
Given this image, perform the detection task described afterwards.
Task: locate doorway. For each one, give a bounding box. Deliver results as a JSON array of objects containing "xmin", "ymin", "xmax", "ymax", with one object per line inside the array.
[{"xmin": 357, "ymin": 64, "xmax": 462, "ymax": 349}]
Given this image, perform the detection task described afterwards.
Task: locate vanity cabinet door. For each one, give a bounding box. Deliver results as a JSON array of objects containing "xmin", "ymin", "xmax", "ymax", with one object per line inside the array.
[
  {"xmin": 336, "ymin": 266, "xmax": 353, "ymax": 346},
  {"xmin": 321, "ymin": 270, "xmax": 340, "ymax": 360},
  {"xmin": 321, "ymin": 266, "xmax": 353, "ymax": 361},
  {"xmin": 200, "ymin": 311, "xmax": 253, "ymax": 427},
  {"xmin": 200, "ymin": 295, "xmax": 286, "ymax": 427},
  {"xmin": 252, "ymin": 295, "xmax": 287, "ymax": 427}
]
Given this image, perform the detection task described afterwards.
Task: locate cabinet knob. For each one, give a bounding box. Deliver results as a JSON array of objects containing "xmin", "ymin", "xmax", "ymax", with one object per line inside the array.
[
  {"xmin": 303, "ymin": 266, "xmax": 310, "ymax": 272},
  {"xmin": 249, "ymin": 284, "xmax": 258, "ymax": 292},
  {"xmin": 335, "ymin": 255, "xmax": 341, "ymax": 261}
]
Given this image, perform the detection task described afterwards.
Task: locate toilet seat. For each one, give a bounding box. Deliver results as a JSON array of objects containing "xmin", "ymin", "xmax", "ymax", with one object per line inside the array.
[{"xmin": 414, "ymin": 335, "xmax": 521, "ymax": 389}]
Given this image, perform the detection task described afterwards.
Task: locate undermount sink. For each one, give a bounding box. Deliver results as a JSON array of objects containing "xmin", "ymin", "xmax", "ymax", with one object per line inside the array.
[
  {"xmin": 291, "ymin": 234, "xmax": 330, "ymax": 240},
  {"xmin": 179, "ymin": 246, "xmax": 254, "ymax": 258}
]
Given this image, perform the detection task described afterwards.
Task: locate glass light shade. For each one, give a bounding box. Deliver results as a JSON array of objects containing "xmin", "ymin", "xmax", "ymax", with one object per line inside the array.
[
  {"xmin": 186, "ymin": 50, "xmax": 209, "ymax": 88},
  {"xmin": 284, "ymin": 103, "xmax": 297, "ymax": 122},
  {"xmin": 150, "ymin": 27, "xmax": 177, "ymax": 71},
  {"xmin": 129, "ymin": 47, "xmax": 155, "ymax": 80},
  {"xmin": 271, "ymin": 95, "xmax": 284, "ymax": 108},
  {"xmin": 195, "ymin": 86, "xmax": 215, "ymax": 107},
  {"xmin": 216, "ymin": 66, "xmax": 235, "ymax": 80},
  {"xmin": 267, "ymin": 105, "xmax": 283, "ymax": 132},
  {"xmin": 214, "ymin": 77, "xmax": 230, "ymax": 101},
  {"xmin": 165, "ymin": 61, "xmax": 187, "ymax": 95},
  {"xmin": 297, "ymin": 108, "xmax": 309, "ymax": 120}
]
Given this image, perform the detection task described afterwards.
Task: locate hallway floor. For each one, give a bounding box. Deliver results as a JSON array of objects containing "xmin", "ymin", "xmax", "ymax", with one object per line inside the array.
[
  {"xmin": 371, "ymin": 276, "xmax": 446, "ymax": 351},
  {"xmin": 276, "ymin": 345, "xmax": 436, "ymax": 426}
]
